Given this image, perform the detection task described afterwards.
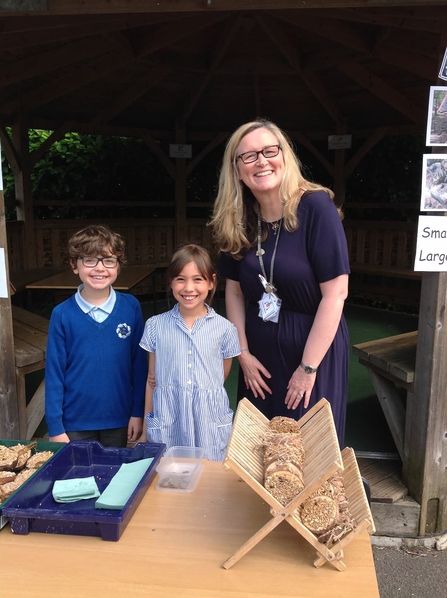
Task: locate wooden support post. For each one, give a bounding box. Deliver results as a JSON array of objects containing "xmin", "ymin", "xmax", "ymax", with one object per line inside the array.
[
  {"xmin": 333, "ymin": 128, "xmax": 346, "ymax": 208},
  {"xmin": 174, "ymin": 121, "xmax": 188, "ymax": 247},
  {"xmin": 0, "ymin": 143, "xmax": 20, "ymax": 439},
  {"xmin": 12, "ymin": 114, "xmax": 36, "ymax": 268},
  {"xmin": 404, "ymin": 272, "xmax": 447, "ymax": 534},
  {"xmin": 403, "ymin": 37, "xmax": 447, "ymax": 535}
]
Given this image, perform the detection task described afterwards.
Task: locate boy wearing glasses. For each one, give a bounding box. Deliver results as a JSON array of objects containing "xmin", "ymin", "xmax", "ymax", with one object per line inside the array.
[{"xmin": 45, "ymin": 225, "xmax": 147, "ymax": 447}]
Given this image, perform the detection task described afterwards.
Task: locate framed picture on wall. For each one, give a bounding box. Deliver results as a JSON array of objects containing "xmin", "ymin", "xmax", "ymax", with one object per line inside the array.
[
  {"xmin": 421, "ymin": 154, "xmax": 447, "ymax": 211},
  {"xmin": 426, "ymin": 87, "xmax": 447, "ymax": 146}
]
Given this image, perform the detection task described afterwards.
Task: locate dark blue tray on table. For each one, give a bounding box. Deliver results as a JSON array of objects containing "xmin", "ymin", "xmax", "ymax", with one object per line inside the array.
[{"xmin": 2, "ymin": 441, "xmax": 166, "ymax": 541}]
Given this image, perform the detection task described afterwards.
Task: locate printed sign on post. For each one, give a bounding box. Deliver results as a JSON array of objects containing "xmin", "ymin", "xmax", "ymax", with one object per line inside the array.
[
  {"xmin": 328, "ymin": 135, "xmax": 352, "ymax": 150},
  {"xmin": 169, "ymin": 144, "xmax": 192, "ymax": 159},
  {"xmin": 0, "ymin": 248, "xmax": 8, "ymax": 298},
  {"xmin": 414, "ymin": 215, "xmax": 447, "ymax": 271}
]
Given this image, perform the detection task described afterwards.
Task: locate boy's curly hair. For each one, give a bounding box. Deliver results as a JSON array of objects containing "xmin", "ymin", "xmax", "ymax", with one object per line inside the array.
[{"xmin": 67, "ymin": 225, "xmax": 127, "ymax": 265}]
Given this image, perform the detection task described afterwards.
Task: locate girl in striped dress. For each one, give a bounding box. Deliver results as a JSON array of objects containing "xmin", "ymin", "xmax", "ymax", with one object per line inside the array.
[{"xmin": 139, "ymin": 245, "xmax": 240, "ymax": 461}]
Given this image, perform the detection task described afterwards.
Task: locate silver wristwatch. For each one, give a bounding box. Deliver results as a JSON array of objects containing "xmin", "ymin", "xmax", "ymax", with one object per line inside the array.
[{"xmin": 299, "ymin": 362, "xmax": 318, "ymax": 374}]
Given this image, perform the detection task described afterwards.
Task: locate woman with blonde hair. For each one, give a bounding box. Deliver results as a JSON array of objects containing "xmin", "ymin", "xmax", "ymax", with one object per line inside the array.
[{"xmin": 210, "ymin": 119, "xmax": 350, "ymax": 446}]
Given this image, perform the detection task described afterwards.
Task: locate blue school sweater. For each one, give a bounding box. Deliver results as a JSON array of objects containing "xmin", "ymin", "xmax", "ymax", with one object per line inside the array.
[{"xmin": 45, "ymin": 292, "xmax": 147, "ymax": 437}]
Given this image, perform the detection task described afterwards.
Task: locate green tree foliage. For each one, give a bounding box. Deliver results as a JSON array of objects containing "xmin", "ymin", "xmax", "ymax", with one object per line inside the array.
[{"xmin": 1, "ymin": 129, "xmax": 174, "ymax": 220}]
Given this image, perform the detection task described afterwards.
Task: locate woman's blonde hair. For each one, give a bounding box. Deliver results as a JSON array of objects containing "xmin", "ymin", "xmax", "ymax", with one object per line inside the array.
[{"xmin": 209, "ymin": 119, "xmax": 334, "ymax": 258}]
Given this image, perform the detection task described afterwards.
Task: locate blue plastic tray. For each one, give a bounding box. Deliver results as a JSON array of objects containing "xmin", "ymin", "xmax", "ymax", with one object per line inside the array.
[{"xmin": 3, "ymin": 441, "xmax": 165, "ymax": 541}]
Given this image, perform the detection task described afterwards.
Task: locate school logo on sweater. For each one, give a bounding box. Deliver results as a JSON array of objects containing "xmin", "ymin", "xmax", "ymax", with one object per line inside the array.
[{"xmin": 116, "ymin": 323, "xmax": 131, "ymax": 339}]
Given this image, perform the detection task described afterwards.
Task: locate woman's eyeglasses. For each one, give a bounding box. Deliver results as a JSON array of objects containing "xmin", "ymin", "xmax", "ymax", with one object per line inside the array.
[
  {"xmin": 77, "ymin": 256, "xmax": 119, "ymax": 268},
  {"xmin": 237, "ymin": 145, "xmax": 282, "ymax": 164}
]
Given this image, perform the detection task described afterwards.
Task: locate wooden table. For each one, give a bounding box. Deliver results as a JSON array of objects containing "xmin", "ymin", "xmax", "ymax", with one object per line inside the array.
[
  {"xmin": 352, "ymin": 330, "xmax": 418, "ymax": 461},
  {"xmin": 26, "ymin": 264, "xmax": 158, "ymax": 291},
  {"xmin": 12, "ymin": 305, "xmax": 49, "ymax": 440},
  {"xmin": 0, "ymin": 461, "xmax": 379, "ymax": 598}
]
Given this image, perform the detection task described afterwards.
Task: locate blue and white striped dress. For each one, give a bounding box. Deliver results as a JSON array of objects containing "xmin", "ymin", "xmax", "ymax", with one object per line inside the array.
[{"xmin": 139, "ymin": 303, "xmax": 240, "ymax": 461}]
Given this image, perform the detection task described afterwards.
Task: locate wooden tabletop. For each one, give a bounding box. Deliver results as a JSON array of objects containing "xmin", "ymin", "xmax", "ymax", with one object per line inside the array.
[
  {"xmin": 26, "ymin": 264, "xmax": 157, "ymax": 291},
  {"xmin": 0, "ymin": 461, "xmax": 380, "ymax": 598},
  {"xmin": 352, "ymin": 330, "xmax": 418, "ymax": 385},
  {"xmin": 12, "ymin": 305, "xmax": 49, "ymax": 368}
]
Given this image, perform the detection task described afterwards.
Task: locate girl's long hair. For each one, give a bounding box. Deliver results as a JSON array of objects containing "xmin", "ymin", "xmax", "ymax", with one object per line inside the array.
[
  {"xmin": 209, "ymin": 119, "xmax": 334, "ymax": 258},
  {"xmin": 167, "ymin": 244, "xmax": 217, "ymax": 304}
]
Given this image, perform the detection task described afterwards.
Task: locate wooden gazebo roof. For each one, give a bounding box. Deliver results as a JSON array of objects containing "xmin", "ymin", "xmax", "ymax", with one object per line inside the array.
[{"xmin": 0, "ymin": 1, "xmax": 444, "ymax": 142}]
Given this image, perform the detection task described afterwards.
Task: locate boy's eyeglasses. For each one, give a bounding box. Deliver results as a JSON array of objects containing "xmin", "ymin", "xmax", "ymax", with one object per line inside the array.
[
  {"xmin": 77, "ymin": 256, "xmax": 119, "ymax": 268},
  {"xmin": 237, "ymin": 145, "xmax": 282, "ymax": 164}
]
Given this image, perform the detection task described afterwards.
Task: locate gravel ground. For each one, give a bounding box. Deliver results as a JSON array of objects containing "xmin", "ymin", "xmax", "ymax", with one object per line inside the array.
[{"xmin": 373, "ymin": 544, "xmax": 447, "ymax": 598}]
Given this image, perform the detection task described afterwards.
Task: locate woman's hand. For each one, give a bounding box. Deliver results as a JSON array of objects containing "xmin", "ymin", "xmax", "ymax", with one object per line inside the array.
[
  {"xmin": 239, "ymin": 351, "xmax": 272, "ymax": 399},
  {"xmin": 284, "ymin": 367, "xmax": 316, "ymax": 410}
]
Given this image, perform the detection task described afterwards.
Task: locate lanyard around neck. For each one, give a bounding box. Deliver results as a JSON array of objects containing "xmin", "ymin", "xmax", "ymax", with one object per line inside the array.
[{"xmin": 257, "ymin": 210, "xmax": 282, "ymax": 294}]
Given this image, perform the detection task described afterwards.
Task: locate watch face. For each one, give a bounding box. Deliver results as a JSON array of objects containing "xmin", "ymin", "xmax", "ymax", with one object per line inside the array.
[{"xmin": 304, "ymin": 365, "xmax": 313, "ymax": 374}]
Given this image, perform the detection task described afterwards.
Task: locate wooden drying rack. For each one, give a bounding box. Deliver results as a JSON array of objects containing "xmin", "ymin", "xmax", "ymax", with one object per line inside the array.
[{"xmin": 222, "ymin": 398, "xmax": 375, "ymax": 571}]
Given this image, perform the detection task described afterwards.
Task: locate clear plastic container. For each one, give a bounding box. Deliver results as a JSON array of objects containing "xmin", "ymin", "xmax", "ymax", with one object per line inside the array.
[{"xmin": 155, "ymin": 446, "xmax": 204, "ymax": 493}]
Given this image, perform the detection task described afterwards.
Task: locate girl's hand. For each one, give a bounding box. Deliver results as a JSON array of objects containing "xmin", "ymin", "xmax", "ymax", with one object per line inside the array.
[
  {"xmin": 239, "ymin": 351, "xmax": 272, "ymax": 400},
  {"xmin": 148, "ymin": 372, "xmax": 156, "ymax": 389},
  {"xmin": 285, "ymin": 368, "xmax": 316, "ymax": 410}
]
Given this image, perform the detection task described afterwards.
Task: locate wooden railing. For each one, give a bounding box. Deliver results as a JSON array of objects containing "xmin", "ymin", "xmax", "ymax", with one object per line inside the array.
[
  {"xmin": 6, "ymin": 218, "xmax": 213, "ymax": 294},
  {"xmin": 7, "ymin": 218, "xmax": 422, "ymax": 307},
  {"xmin": 343, "ymin": 220, "xmax": 421, "ymax": 307}
]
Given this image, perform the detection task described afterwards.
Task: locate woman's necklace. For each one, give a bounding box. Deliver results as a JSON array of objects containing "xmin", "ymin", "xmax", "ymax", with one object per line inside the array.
[{"xmin": 271, "ymin": 219, "xmax": 282, "ymax": 235}]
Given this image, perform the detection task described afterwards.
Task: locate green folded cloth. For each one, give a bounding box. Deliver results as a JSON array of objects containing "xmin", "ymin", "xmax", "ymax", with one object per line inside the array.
[
  {"xmin": 52, "ymin": 476, "xmax": 100, "ymax": 503},
  {"xmin": 95, "ymin": 458, "xmax": 154, "ymax": 510}
]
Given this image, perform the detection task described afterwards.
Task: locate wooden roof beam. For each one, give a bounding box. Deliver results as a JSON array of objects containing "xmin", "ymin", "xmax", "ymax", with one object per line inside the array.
[
  {"xmin": 0, "ymin": 35, "xmax": 115, "ymax": 88},
  {"xmin": 290, "ymin": 130, "xmax": 334, "ymax": 177},
  {"xmin": 131, "ymin": 13, "xmax": 228, "ymax": 59},
  {"xmin": 2, "ymin": 0, "xmax": 446, "ymax": 16},
  {"xmin": 186, "ymin": 132, "xmax": 228, "ymax": 176},
  {"xmin": 0, "ymin": 125, "xmax": 20, "ymax": 173},
  {"xmin": 344, "ymin": 126, "xmax": 389, "ymax": 179},
  {"xmin": 0, "ymin": 14, "xmax": 181, "ymax": 51},
  {"xmin": 90, "ymin": 64, "xmax": 171, "ymax": 126},
  {"xmin": 180, "ymin": 15, "xmax": 242, "ymax": 123},
  {"xmin": 0, "ymin": 13, "xmax": 227, "ymax": 115},
  {"xmin": 338, "ymin": 60, "xmax": 426, "ymax": 124},
  {"xmin": 272, "ymin": 11, "xmax": 371, "ymax": 55},
  {"xmin": 138, "ymin": 129, "xmax": 175, "ymax": 179},
  {"xmin": 374, "ymin": 42, "xmax": 438, "ymax": 81},
  {"xmin": 255, "ymin": 14, "xmax": 344, "ymax": 128},
  {"xmin": 319, "ymin": 8, "xmax": 447, "ymax": 34},
  {"xmin": 29, "ymin": 122, "xmax": 75, "ymax": 168}
]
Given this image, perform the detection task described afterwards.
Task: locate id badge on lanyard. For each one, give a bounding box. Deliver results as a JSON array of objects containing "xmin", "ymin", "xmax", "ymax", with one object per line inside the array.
[{"xmin": 258, "ymin": 275, "xmax": 282, "ymax": 323}]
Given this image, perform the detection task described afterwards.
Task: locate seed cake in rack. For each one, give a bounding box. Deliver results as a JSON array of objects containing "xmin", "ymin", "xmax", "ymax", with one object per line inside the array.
[{"xmin": 222, "ymin": 398, "xmax": 375, "ymax": 571}]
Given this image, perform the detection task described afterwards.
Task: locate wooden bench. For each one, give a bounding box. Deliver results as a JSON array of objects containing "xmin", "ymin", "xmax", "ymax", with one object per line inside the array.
[
  {"xmin": 352, "ymin": 331, "xmax": 418, "ymax": 461},
  {"xmin": 344, "ymin": 221, "xmax": 421, "ymax": 307},
  {"xmin": 12, "ymin": 305, "xmax": 49, "ymax": 440}
]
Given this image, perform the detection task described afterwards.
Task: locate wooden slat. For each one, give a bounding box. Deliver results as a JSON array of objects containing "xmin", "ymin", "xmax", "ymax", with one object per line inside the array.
[
  {"xmin": 13, "ymin": 337, "xmax": 44, "ymax": 368},
  {"xmin": 357, "ymin": 458, "xmax": 408, "ymax": 503},
  {"xmin": 12, "ymin": 305, "xmax": 50, "ymax": 333},
  {"xmin": 13, "ymin": 320, "xmax": 48, "ymax": 354}
]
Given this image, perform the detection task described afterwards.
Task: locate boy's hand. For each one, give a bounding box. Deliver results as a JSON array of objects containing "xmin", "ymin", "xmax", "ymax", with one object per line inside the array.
[
  {"xmin": 127, "ymin": 417, "xmax": 143, "ymax": 442},
  {"xmin": 49, "ymin": 433, "xmax": 70, "ymax": 443}
]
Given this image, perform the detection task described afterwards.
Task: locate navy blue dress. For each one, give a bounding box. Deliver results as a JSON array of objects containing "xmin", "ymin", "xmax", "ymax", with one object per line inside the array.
[{"xmin": 219, "ymin": 191, "xmax": 350, "ymax": 446}]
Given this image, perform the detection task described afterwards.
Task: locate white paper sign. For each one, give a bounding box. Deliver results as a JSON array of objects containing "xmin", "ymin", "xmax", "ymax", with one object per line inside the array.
[
  {"xmin": 0, "ymin": 248, "xmax": 9, "ymax": 298},
  {"xmin": 439, "ymin": 47, "xmax": 447, "ymax": 82},
  {"xmin": 0, "ymin": 138, "xmax": 3, "ymax": 191},
  {"xmin": 169, "ymin": 144, "xmax": 192, "ymax": 158},
  {"xmin": 414, "ymin": 215, "xmax": 447, "ymax": 271}
]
